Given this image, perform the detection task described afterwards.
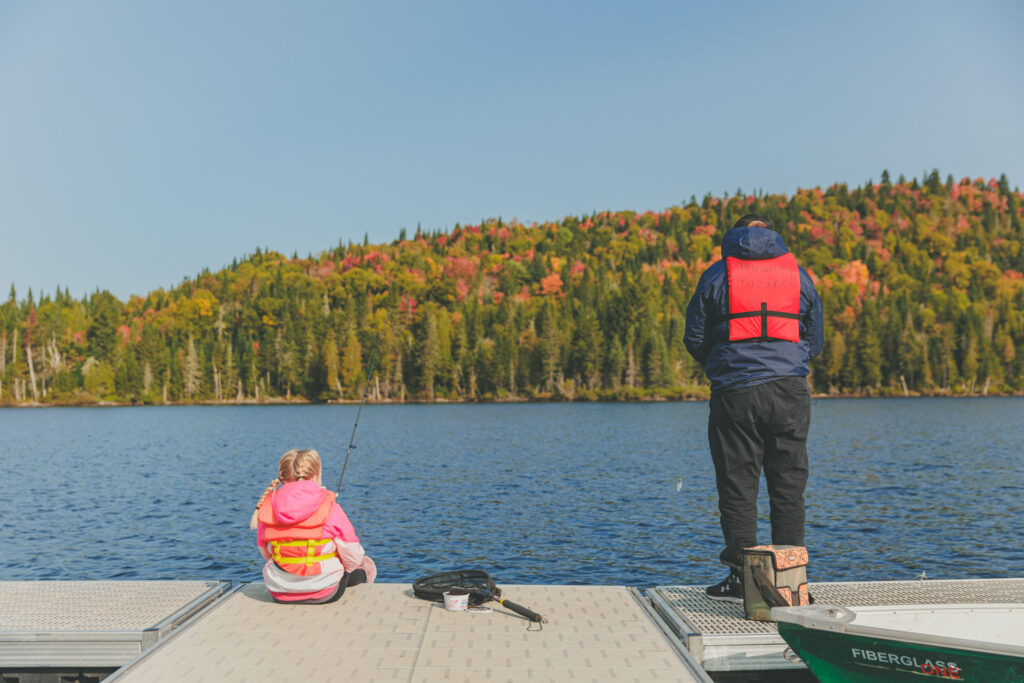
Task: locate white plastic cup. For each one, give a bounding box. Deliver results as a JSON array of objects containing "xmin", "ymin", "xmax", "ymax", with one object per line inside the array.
[{"xmin": 443, "ymin": 590, "xmax": 470, "ymax": 611}]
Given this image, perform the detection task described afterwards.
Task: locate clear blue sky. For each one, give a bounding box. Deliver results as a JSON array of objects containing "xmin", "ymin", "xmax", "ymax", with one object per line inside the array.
[{"xmin": 2, "ymin": 1, "xmax": 1022, "ymax": 301}]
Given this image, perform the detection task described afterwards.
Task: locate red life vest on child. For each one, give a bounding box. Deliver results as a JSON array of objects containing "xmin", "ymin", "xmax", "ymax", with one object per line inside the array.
[
  {"xmin": 725, "ymin": 253, "xmax": 801, "ymax": 342},
  {"xmin": 257, "ymin": 489, "xmax": 338, "ymax": 577}
]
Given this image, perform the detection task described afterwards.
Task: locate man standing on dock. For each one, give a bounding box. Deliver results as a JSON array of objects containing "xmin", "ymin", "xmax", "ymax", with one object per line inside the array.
[{"xmin": 684, "ymin": 214, "xmax": 823, "ymax": 602}]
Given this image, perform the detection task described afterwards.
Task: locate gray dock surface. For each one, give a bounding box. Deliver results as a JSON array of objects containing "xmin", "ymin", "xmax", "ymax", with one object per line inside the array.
[
  {"xmin": 7, "ymin": 578, "xmax": 1022, "ymax": 681},
  {"xmin": 109, "ymin": 583, "xmax": 710, "ymax": 682}
]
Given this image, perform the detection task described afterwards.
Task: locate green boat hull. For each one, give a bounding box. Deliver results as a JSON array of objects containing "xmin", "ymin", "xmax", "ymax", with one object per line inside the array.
[{"xmin": 778, "ymin": 621, "xmax": 1024, "ymax": 682}]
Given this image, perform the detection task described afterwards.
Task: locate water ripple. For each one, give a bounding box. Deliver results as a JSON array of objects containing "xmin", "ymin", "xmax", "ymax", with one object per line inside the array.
[{"xmin": 0, "ymin": 398, "xmax": 1021, "ymax": 587}]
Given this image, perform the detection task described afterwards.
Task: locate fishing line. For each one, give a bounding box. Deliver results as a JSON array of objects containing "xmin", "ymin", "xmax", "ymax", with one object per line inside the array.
[{"xmin": 335, "ymin": 313, "xmax": 389, "ymax": 495}]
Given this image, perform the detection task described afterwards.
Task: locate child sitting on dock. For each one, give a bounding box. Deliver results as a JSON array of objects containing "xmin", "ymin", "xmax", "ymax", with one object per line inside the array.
[{"xmin": 250, "ymin": 448, "xmax": 376, "ymax": 604}]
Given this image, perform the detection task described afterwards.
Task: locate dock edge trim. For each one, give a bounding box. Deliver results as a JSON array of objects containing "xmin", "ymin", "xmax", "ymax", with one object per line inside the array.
[
  {"xmin": 102, "ymin": 582, "xmax": 246, "ymax": 682},
  {"xmin": 628, "ymin": 587, "xmax": 714, "ymax": 683}
]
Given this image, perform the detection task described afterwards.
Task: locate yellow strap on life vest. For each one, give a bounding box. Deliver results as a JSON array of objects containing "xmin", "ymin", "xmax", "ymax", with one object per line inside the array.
[{"xmin": 270, "ymin": 539, "xmax": 337, "ymax": 565}]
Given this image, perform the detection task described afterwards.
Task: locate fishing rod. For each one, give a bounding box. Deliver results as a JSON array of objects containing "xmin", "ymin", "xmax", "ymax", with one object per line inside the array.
[{"xmin": 335, "ymin": 313, "xmax": 389, "ymax": 495}]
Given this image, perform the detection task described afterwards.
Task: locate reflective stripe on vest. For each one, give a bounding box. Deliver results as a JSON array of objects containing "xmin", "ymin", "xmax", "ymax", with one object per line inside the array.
[
  {"xmin": 270, "ymin": 538, "xmax": 337, "ymax": 565},
  {"xmin": 725, "ymin": 253, "xmax": 801, "ymax": 342}
]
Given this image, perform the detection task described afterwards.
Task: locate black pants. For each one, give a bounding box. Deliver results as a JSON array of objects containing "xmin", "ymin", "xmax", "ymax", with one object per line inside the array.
[
  {"xmin": 272, "ymin": 569, "xmax": 368, "ymax": 605},
  {"xmin": 708, "ymin": 377, "xmax": 810, "ymax": 571}
]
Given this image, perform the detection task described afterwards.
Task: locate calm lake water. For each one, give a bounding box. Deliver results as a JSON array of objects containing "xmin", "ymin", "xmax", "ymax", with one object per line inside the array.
[{"xmin": 1, "ymin": 399, "xmax": 1021, "ymax": 588}]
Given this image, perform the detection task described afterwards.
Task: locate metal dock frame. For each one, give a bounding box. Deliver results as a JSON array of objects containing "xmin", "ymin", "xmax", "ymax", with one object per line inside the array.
[
  {"xmin": 628, "ymin": 587, "xmax": 715, "ymax": 682},
  {"xmin": 648, "ymin": 578, "xmax": 1024, "ymax": 675},
  {"xmin": 0, "ymin": 580, "xmax": 232, "ymax": 681},
  {"xmin": 648, "ymin": 586, "xmax": 803, "ymax": 674}
]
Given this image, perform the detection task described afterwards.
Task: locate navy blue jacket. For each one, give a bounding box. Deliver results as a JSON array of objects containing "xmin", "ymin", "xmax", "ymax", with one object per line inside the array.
[{"xmin": 684, "ymin": 226, "xmax": 823, "ymax": 392}]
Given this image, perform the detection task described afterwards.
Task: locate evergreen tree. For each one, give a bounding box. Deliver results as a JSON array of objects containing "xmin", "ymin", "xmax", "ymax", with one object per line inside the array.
[
  {"xmin": 416, "ymin": 308, "xmax": 440, "ymax": 400},
  {"xmin": 183, "ymin": 335, "xmax": 201, "ymax": 399},
  {"xmin": 87, "ymin": 292, "xmax": 120, "ymax": 360},
  {"xmin": 321, "ymin": 330, "xmax": 340, "ymax": 399},
  {"xmin": 340, "ymin": 325, "xmax": 363, "ymax": 397}
]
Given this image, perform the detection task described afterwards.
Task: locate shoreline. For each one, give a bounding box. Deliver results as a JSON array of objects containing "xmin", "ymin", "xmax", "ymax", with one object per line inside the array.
[{"xmin": 2, "ymin": 391, "xmax": 1021, "ymax": 408}]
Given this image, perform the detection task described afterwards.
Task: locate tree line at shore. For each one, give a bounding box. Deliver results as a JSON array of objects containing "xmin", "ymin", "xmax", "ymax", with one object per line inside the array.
[{"xmin": 2, "ymin": 170, "xmax": 1022, "ymax": 405}]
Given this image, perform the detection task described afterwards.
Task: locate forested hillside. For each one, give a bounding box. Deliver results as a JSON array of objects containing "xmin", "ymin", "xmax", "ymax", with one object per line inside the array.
[{"xmin": 2, "ymin": 171, "xmax": 1022, "ymax": 405}]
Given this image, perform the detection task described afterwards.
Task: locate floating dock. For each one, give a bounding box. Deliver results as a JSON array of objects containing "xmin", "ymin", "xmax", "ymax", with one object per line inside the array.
[
  {"xmin": 2, "ymin": 578, "xmax": 1022, "ymax": 682},
  {"xmin": 105, "ymin": 583, "xmax": 710, "ymax": 683}
]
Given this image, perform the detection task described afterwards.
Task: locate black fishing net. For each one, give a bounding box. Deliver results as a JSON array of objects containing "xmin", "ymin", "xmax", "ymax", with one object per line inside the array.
[
  {"xmin": 412, "ymin": 569, "xmax": 501, "ymax": 606},
  {"xmin": 412, "ymin": 569, "xmax": 546, "ymax": 624}
]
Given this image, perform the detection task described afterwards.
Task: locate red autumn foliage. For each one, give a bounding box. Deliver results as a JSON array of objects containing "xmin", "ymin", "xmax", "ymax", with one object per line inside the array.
[
  {"xmin": 836, "ymin": 260, "xmax": 871, "ymax": 303},
  {"xmin": 866, "ymin": 239, "xmax": 892, "ymax": 262},
  {"xmin": 809, "ymin": 223, "xmax": 831, "ymax": 244},
  {"xmin": 540, "ymin": 272, "xmax": 563, "ymax": 295},
  {"xmin": 444, "ymin": 256, "xmax": 478, "ymax": 280}
]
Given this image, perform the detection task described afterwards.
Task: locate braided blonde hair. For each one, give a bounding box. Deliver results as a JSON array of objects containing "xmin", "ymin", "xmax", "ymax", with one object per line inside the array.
[{"xmin": 249, "ymin": 449, "xmax": 324, "ymax": 530}]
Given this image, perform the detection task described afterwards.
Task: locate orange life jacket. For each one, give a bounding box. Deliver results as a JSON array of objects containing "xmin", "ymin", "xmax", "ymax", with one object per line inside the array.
[
  {"xmin": 258, "ymin": 489, "xmax": 338, "ymax": 577},
  {"xmin": 725, "ymin": 253, "xmax": 801, "ymax": 342}
]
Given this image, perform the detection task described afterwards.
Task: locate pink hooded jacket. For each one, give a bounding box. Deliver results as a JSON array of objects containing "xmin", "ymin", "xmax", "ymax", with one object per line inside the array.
[{"xmin": 256, "ymin": 480, "xmax": 375, "ymax": 601}]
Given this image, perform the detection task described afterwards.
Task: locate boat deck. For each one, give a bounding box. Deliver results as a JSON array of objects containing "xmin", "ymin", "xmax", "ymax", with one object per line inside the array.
[{"xmin": 649, "ymin": 577, "xmax": 1024, "ymax": 674}]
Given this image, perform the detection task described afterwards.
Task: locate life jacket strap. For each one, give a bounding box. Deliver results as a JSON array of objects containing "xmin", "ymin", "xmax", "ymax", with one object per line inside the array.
[
  {"xmin": 726, "ymin": 302, "xmax": 801, "ymax": 341},
  {"xmin": 270, "ymin": 539, "xmax": 337, "ymax": 565}
]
